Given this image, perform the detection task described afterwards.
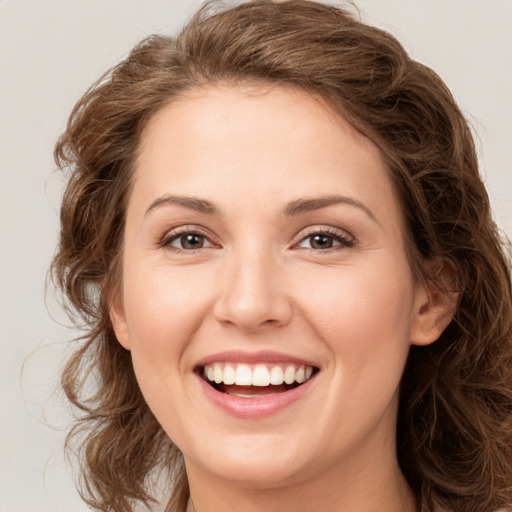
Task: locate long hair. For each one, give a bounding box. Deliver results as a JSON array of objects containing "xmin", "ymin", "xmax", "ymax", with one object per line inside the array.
[{"xmin": 52, "ymin": 1, "xmax": 512, "ymax": 511}]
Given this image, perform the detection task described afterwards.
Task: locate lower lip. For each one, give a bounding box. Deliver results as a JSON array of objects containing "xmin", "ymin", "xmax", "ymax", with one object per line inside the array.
[{"xmin": 197, "ymin": 374, "xmax": 316, "ymax": 419}]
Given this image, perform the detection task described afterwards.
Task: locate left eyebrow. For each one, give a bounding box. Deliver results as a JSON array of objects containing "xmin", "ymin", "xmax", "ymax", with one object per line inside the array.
[{"xmin": 284, "ymin": 195, "xmax": 378, "ymax": 223}]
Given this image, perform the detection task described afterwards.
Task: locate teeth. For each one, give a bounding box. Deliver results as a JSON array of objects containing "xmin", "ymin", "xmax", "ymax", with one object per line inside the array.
[
  {"xmin": 252, "ymin": 365, "xmax": 270, "ymax": 386},
  {"xmin": 214, "ymin": 365, "xmax": 223, "ymax": 384},
  {"xmin": 235, "ymin": 364, "xmax": 252, "ymax": 385},
  {"xmin": 284, "ymin": 365, "xmax": 295, "ymax": 385},
  {"xmin": 223, "ymin": 364, "xmax": 236, "ymax": 385},
  {"xmin": 203, "ymin": 362, "xmax": 315, "ymax": 387},
  {"xmin": 270, "ymin": 366, "xmax": 284, "ymax": 385}
]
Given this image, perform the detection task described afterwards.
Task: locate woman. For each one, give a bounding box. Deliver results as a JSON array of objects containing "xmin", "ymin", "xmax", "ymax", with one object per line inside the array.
[{"xmin": 52, "ymin": 1, "xmax": 512, "ymax": 511}]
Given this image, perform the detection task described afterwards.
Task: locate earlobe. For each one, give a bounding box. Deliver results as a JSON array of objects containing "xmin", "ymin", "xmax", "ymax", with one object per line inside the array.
[
  {"xmin": 410, "ymin": 260, "xmax": 458, "ymax": 347},
  {"xmin": 109, "ymin": 294, "xmax": 131, "ymax": 350}
]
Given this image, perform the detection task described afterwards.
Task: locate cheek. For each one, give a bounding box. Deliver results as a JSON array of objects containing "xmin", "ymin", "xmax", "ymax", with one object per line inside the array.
[
  {"xmin": 295, "ymin": 259, "xmax": 415, "ymax": 367},
  {"xmin": 119, "ymin": 265, "xmax": 214, "ymax": 437},
  {"xmin": 121, "ymin": 263, "xmax": 216, "ymax": 363}
]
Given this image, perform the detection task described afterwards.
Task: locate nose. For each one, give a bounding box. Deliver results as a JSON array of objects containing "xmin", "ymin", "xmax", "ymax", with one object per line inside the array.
[{"xmin": 212, "ymin": 250, "xmax": 293, "ymax": 333}]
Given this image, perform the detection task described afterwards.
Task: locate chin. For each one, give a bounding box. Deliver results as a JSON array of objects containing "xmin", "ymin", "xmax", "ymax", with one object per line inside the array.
[
  {"xmin": 201, "ymin": 457, "xmax": 307, "ymax": 490},
  {"xmin": 182, "ymin": 429, "xmax": 314, "ymax": 489}
]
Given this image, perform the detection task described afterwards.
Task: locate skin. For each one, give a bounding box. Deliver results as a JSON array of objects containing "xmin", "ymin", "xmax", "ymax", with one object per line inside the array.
[{"xmin": 110, "ymin": 85, "xmax": 453, "ymax": 512}]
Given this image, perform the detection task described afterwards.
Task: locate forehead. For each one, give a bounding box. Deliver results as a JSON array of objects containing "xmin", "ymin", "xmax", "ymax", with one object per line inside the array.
[
  {"xmin": 138, "ymin": 83, "xmax": 375, "ymax": 156},
  {"xmin": 132, "ymin": 84, "xmax": 402, "ymax": 228}
]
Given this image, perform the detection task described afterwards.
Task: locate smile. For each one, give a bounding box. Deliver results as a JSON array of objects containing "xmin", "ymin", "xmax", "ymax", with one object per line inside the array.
[
  {"xmin": 194, "ymin": 359, "xmax": 319, "ymax": 418},
  {"xmin": 203, "ymin": 362, "xmax": 315, "ymax": 390},
  {"xmin": 193, "ymin": 351, "xmax": 320, "ymax": 418}
]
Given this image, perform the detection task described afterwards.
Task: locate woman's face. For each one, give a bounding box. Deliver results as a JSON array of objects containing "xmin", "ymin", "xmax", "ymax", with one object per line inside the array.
[{"xmin": 111, "ymin": 85, "xmax": 439, "ymax": 490}]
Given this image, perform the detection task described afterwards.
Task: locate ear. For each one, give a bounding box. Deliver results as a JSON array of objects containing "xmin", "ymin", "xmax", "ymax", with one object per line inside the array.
[
  {"xmin": 410, "ymin": 259, "xmax": 458, "ymax": 347},
  {"xmin": 109, "ymin": 292, "xmax": 131, "ymax": 350}
]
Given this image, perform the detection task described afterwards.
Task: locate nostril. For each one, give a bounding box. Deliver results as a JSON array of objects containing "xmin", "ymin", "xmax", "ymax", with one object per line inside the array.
[{"xmin": 212, "ymin": 276, "xmax": 294, "ymax": 332}]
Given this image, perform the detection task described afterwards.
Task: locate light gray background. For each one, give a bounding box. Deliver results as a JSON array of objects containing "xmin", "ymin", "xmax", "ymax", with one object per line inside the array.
[{"xmin": 1, "ymin": 1, "xmax": 511, "ymax": 511}]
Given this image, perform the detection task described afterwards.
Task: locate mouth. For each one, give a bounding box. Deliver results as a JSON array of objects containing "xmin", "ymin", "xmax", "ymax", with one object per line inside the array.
[{"xmin": 196, "ymin": 362, "xmax": 319, "ymax": 398}]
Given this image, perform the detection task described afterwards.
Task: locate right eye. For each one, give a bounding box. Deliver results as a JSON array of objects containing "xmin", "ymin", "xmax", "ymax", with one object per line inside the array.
[{"xmin": 162, "ymin": 231, "xmax": 215, "ymax": 251}]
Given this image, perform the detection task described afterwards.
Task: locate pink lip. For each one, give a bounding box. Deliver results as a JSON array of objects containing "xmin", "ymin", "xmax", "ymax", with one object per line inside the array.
[
  {"xmin": 195, "ymin": 371, "xmax": 317, "ymax": 419},
  {"xmin": 195, "ymin": 349, "xmax": 318, "ymax": 367}
]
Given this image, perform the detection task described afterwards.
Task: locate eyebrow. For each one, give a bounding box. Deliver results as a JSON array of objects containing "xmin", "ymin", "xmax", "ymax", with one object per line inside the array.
[
  {"xmin": 146, "ymin": 195, "xmax": 219, "ymax": 216},
  {"xmin": 145, "ymin": 193, "xmax": 377, "ymax": 223},
  {"xmin": 285, "ymin": 195, "xmax": 378, "ymax": 223}
]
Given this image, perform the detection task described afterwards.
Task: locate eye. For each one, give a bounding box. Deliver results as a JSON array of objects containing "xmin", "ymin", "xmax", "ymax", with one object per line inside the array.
[
  {"xmin": 296, "ymin": 230, "xmax": 354, "ymax": 251},
  {"xmin": 162, "ymin": 230, "xmax": 215, "ymax": 251}
]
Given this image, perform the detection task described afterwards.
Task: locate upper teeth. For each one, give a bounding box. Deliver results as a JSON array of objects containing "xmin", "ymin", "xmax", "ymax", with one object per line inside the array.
[{"xmin": 203, "ymin": 363, "xmax": 314, "ymax": 387}]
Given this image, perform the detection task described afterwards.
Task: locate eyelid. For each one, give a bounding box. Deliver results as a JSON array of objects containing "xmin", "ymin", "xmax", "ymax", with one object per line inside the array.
[
  {"xmin": 291, "ymin": 225, "xmax": 355, "ymax": 250},
  {"xmin": 159, "ymin": 224, "xmax": 220, "ymax": 250},
  {"xmin": 157, "ymin": 224, "xmax": 354, "ymax": 252}
]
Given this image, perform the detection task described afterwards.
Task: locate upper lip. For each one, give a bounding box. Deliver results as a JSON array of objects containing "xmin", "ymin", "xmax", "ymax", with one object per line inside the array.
[{"xmin": 194, "ymin": 350, "xmax": 319, "ymax": 369}]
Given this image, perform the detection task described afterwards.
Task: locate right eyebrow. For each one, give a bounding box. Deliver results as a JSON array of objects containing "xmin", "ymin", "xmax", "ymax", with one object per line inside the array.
[{"xmin": 145, "ymin": 195, "xmax": 219, "ymax": 216}]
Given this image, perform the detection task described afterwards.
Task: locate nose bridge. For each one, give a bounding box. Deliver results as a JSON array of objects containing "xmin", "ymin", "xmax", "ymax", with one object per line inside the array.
[{"xmin": 213, "ymin": 239, "xmax": 292, "ymax": 331}]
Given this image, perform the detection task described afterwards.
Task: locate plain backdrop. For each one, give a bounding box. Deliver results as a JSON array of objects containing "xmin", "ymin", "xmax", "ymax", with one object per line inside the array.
[{"xmin": 1, "ymin": 1, "xmax": 511, "ymax": 511}]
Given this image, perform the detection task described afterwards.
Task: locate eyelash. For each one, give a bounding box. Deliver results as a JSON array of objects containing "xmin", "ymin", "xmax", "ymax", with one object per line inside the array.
[
  {"xmin": 294, "ymin": 228, "xmax": 355, "ymax": 252},
  {"xmin": 159, "ymin": 226, "xmax": 355, "ymax": 253},
  {"xmin": 160, "ymin": 226, "xmax": 216, "ymax": 251}
]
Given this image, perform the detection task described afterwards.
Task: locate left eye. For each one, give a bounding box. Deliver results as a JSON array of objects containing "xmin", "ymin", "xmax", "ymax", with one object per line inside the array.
[
  {"xmin": 297, "ymin": 232, "xmax": 351, "ymax": 250},
  {"xmin": 165, "ymin": 232, "xmax": 214, "ymax": 250}
]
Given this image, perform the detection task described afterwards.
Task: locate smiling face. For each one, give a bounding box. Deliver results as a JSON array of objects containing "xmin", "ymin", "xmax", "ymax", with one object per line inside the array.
[{"xmin": 110, "ymin": 85, "xmax": 445, "ymax": 503}]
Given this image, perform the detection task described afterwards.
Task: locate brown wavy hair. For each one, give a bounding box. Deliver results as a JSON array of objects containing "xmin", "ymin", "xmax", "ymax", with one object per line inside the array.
[{"xmin": 51, "ymin": 1, "xmax": 512, "ymax": 511}]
